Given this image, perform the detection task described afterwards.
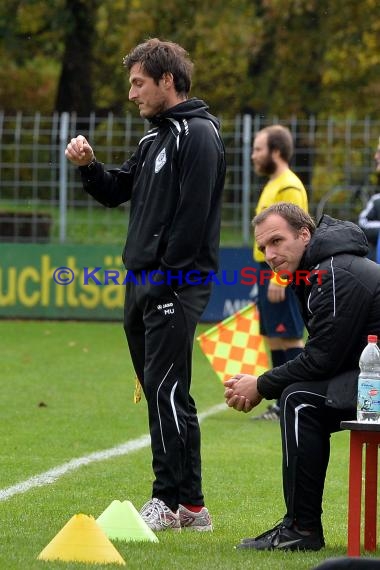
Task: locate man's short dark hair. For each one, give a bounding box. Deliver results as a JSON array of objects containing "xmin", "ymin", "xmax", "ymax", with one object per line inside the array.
[
  {"xmin": 123, "ymin": 38, "xmax": 193, "ymax": 96},
  {"xmin": 252, "ymin": 202, "xmax": 316, "ymax": 235},
  {"xmin": 257, "ymin": 125, "xmax": 294, "ymax": 163}
]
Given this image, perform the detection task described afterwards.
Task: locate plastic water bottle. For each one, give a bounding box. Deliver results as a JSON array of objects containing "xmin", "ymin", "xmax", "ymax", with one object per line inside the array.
[{"xmin": 357, "ymin": 335, "xmax": 380, "ymax": 422}]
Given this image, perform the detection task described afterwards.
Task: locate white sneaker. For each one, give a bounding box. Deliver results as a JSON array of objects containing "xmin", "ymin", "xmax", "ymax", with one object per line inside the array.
[
  {"xmin": 139, "ymin": 498, "xmax": 181, "ymax": 532},
  {"xmin": 179, "ymin": 505, "xmax": 213, "ymax": 531}
]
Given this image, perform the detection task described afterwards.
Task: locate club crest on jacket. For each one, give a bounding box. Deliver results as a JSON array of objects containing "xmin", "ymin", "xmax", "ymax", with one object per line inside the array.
[{"xmin": 155, "ymin": 148, "xmax": 166, "ymax": 173}]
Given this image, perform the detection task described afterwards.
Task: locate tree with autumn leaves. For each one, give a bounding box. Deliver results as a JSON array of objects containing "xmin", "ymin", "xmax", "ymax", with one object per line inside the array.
[{"xmin": 0, "ymin": 0, "xmax": 379, "ymax": 119}]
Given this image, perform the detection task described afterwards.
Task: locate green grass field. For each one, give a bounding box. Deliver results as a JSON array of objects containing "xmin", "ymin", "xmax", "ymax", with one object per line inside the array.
[
  {"xmin": 0, "ymin": 319, "xmax": 374, "ymax": 569},
  {"xmin": 0, "ymin": 202, "xmax": 243, "ymax": 246}
]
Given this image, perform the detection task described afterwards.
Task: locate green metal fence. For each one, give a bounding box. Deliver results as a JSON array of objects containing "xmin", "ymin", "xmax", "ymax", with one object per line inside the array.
[{"xmin": 0, "ymin": 111, "xmax": 379, "ymax": 246}]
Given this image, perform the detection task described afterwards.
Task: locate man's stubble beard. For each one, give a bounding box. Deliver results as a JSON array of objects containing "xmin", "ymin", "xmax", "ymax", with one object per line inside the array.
[{"xmin": 256, "ymin": 155, "xmax": 277, "ymax": 177}]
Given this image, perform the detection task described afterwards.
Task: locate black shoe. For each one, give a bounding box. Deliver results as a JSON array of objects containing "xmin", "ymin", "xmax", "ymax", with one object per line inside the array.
[
  {"xmin": 251, "ymin": 403, "xmax": 280, "ymax": 421},
  {"xmin": 236, "ymin": 522, "xmax": 325, "ymax": 551}
]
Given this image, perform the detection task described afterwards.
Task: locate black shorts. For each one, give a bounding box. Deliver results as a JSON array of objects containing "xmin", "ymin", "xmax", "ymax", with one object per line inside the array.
[{"xmin": 257, "ymin": 264, "xmax": 304, "ymax": 338}]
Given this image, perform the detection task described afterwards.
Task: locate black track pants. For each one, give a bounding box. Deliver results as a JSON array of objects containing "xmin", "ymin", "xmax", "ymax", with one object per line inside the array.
[
  {"xmin": 124, "ymin": 276, "xmax": 211, "ymax": 512},
  {"xmin": 280, "ymin": 379, "xmax": 356, "ymax": 531}
]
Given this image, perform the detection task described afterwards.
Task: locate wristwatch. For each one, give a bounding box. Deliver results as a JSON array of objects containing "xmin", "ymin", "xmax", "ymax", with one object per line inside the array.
[{"xmin": 85, "ymin": 155, "xmax": 97, "ymax": 169}]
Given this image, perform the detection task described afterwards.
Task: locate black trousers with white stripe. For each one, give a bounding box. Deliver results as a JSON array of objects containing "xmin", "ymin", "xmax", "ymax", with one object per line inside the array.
[
  {"xmin": 280, "ymin": 379, "xmax": 356, "ymax": 531},
  {"xmin": 124, "ymin": 276, "xmax": 211, "ymax": 512}
]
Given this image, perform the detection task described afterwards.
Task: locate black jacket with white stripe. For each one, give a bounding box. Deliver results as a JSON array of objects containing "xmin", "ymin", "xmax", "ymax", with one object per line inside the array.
[
  {"xmin": 257, "ymin": 215, "xmax": 380, "ymax": 405},
  {"xmin": 79, "ymin": 98, "xmax": 226, "ymax": 276}
]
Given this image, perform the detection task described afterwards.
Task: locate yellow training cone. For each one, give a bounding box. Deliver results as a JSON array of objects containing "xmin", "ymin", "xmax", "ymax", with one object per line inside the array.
[
  {"xmin": 97, "ymin": 500, "xmax": 159, "ymax": 542},
  {"xmin": 37, "ymin": 513, "xmax": 126, "ymax": 565}
]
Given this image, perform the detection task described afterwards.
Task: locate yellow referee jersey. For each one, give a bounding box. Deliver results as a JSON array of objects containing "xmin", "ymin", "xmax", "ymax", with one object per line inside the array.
[{"xmin": 253, "ymin": 169, "xmax": 308, "ymax": 264}]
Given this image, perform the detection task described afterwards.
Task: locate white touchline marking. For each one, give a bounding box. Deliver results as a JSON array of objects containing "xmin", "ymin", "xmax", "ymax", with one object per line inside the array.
[{"xmin": 0, "ymin": 403, "xmax": 227, "ymax": 502}]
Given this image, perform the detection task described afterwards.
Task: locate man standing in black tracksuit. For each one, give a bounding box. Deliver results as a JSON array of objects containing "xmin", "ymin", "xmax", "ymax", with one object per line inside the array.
[
  {"xmin": 358, "ymin": 135, "xmax": 380, "ymax": 261},
  {"xmin": 224, "ymin": 202, "xmax": 380, "ymax": 551},
  {"xmin": 65, "ymin": 39, "xmax": 226, "ymax": 532}
]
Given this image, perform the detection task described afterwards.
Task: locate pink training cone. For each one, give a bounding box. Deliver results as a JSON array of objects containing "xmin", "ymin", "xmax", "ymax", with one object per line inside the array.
[
  {"xmin": 37, "ymin": 513, "xmax": 126, "ymax": 565},
  {"xmin": 97, "ymin": 500, "xmax": 159, "ymax": 542}
]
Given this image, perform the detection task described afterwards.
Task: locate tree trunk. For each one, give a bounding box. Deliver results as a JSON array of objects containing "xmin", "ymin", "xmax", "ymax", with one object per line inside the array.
[{"xmin": 55, "ymin": 0, "xmax": 98, "ymax": 114}]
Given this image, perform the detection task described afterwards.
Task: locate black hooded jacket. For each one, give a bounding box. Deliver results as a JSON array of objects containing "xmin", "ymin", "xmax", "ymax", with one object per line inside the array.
[
  {"xmin": 79, "ymin": 98, "xmax": 226, "ymax": 276},
  {"xmin": 257, "ymin": 215, "xmax": 380, "ymax": 404}
]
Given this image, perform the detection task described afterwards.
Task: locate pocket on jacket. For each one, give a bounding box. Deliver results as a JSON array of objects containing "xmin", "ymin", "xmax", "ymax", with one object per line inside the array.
[
  {"xmin": 325, "ymin": 369, "xmax": 359, "ymax": 410},
  {"xmin": 122, "ymin": 224, "xmax": 168, "ymax": 269}
]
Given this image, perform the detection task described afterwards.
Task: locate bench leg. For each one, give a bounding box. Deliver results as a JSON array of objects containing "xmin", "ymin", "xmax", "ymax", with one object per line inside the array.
[
  {"xmin": 364, "ymin": 441, "xmax": 378, "ymax": 551},
  {"xmin": 347, "ymin": 432, "xmax": 363, "ymax": 556}
]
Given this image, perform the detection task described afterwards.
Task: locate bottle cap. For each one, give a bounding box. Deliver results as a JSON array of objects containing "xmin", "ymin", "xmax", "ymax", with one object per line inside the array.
[{"xmin": 368, "ymin": 334, "xmax": 378, "ymax": 343}]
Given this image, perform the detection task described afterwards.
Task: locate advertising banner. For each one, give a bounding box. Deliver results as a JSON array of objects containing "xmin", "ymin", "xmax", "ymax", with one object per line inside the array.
[{"xmin": 0, "ymin": 244, "xmax": 258, "ymax": 322}]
